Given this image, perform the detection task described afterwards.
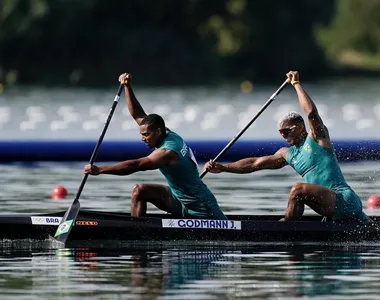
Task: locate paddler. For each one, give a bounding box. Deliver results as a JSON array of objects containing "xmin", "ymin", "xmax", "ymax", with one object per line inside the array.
[
  {"xmin": 204, "ymin": 70, "xmax": 371, "ymax": 222},
  {"xmin": 84, "ymin": 73, "xmax": 226, "ymax": 220}
]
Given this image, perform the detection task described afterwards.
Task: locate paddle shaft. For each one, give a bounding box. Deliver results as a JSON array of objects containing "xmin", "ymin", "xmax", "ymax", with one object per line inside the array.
[
  {"xmin": 200, "ymin": 79, "xmax": 289, "ymax": 179},
  {"xmin": 54, "ymin": 83, "xmax": 124, "ymax": 243},
  {"xmin": 75, "ymin": 85, "xmax": 124, "ymax": 200},
  {"xmin": 75, "ymin": 89, "xmax": 123, "ymax": 199}
]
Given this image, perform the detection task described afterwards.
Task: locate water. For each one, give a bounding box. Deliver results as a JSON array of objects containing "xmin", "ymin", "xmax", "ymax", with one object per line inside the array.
[
  {"xmin": 2, "ymin": 81, "xmax": 380, "ymax": 299},
  {"xmin": 2, "ymin": 161, "xmax": 380, "ymax": 216},
  {"xmin": 1, "ymin": 243, "xmax": 380, "ymax": 299},
  {"xmin": 0, "ymin": 245, "xmax": 380, "ymax": 300},
  {"xmin": 2, "ymin": 162, "xmax": 380, "ymax": 299}
]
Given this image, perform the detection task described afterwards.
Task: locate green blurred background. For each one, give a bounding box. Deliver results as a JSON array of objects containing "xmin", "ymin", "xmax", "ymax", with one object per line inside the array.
[{"xmin": 1, "ymin": 0, "xmax": 380, "ymax": 87}]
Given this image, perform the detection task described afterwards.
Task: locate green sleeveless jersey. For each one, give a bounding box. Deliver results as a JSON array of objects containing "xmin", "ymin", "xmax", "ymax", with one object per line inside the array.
[
  {"xmin": 157, "ymin": 130, "xmax": 219, "ymax": 206},
  {"xmin": 285, "ymin": 135, "xmax": 351, "ymax": 192}
]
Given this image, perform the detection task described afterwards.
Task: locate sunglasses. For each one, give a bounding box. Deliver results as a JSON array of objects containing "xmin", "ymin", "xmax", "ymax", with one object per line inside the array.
[{"xmin": 279, "ymin": 125, "xmax": 297, "ymax": 137}]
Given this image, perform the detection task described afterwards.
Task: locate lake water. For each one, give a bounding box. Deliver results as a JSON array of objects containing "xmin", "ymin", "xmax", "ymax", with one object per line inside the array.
[
  {"xmin": 2, "ymin": 81, "xmax": 380, "ymax": 299},
  {"xmin": 2, "ymin": 243, "xmax": 380, "ymax": 299},
  {"xmin": 1, "ymin": 161, "xmax": 380, "ymax": 299}
]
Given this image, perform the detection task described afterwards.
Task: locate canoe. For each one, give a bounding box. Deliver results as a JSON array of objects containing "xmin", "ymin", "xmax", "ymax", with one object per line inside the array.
[{"xmin": 1, "ymin": 210, "xmax": 379, "ymax": 246}]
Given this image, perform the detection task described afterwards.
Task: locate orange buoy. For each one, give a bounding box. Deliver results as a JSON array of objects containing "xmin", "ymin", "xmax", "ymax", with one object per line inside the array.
[
  {"xmin": 52, "ymin": 185, "xmax": 68, "ymax": 200},
  {"xmin": 367, "ymin": 195, "xmax": 380, "ymax": 209}
]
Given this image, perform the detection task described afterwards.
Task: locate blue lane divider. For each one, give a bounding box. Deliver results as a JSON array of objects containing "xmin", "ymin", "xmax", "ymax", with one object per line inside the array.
[{"xmin": 0, "ymin": 140, "xmax": 379, "ymax": 162}]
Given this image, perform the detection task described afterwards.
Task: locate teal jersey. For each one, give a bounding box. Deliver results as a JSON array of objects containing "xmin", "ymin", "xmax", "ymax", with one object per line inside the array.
[
  {"xmin": 157, "ymin": 130, "xmax": 225, "ymax": 219},
  {"xmin": 285, "ymin": 135, "xmax": 350, "ymax": 192}
]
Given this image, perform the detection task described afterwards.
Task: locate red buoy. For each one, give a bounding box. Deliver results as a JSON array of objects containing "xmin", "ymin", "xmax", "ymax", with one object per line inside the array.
[
  {"xmin": 52, "ymin": 185, "xmax": 68, "ymax": 200},
  {"xmin": 367, "ymin": 195, "xmax": 380, "ymax": 209}
]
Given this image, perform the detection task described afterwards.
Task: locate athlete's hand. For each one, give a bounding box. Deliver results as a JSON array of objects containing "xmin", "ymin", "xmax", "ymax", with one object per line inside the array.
[
  {"xmin": 286, "ymin": 71, "xmax": 299, "ymax": 85},
  {"xmin": 84, "ymin": 164, "xmax": 101, "ymax": 175},
  {"xmin": 118, "ymin": 73, "xmax": 132, "ymax": 86},
  {"xmin": 203, "ymin": 160, "xmax": 225, "ymax": 174}
]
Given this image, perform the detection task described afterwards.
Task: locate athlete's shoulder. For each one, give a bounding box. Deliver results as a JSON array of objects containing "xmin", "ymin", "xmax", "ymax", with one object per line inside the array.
[
  {"xmin": 166, "ymin": 129, "xmax": 183, "ymax": 140},
  {"xmin": 307, "ymin": 131, "xmax": 333, "ymax": 149},
  {"xmin": 152, "ymin": 147, "xmax": 178, "ymax": 159},
  {"xmin": 276, "ymin": 147, "xmax": 289, "ymax": 156},
  {"xmin": 159, "ymin": 131, "xmax": 183, "ymax": 154}
]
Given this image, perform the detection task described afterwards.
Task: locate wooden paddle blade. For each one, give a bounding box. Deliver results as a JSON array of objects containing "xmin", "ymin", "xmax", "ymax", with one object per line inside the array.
[{"xmin": 54, "ymin": 199, "xmax": 80, "ymax": 243}]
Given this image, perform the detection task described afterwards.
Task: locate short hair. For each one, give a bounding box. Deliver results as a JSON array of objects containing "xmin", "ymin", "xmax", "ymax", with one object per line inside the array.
[
  {"xmin": 278, "ymin": 111, "xmax": 304, "ymax": 125},
  {"xmin": 140, "ymin": 113, "xmax": 166, "ymax": 131}
]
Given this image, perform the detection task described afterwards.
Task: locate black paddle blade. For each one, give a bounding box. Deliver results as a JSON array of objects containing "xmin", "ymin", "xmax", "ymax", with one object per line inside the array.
[
  {"xmin": 52, "ymin": 84, "xmax": 124, "ymax": 244},
  {"xmin": 54, "ymin": 199, "xmax": 80, "ymax": 243}
]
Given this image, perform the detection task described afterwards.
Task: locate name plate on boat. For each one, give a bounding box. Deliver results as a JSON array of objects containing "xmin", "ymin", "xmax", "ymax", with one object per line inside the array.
[
  {"xmin": 31, "ymin": 216, "xmax": 62, "ymax": 225},
  {"xmin": 162, "ymin": 219, "xmax": 241, "ymax": 230}
]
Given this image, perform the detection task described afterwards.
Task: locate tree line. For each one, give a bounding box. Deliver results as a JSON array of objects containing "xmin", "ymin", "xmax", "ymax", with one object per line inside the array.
[{"xmin": 0, "ymin": 0, "xmax": 379, "ymax": 87}]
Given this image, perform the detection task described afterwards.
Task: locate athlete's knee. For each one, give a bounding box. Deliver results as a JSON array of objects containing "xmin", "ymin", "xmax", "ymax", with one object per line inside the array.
[
  {"xmin": 289, "ymin": 182, "xmax": 307, "ymax": 201},
  {"xmin": 131, "ymin": 184, "xmax": 148, "ymax": 202}
]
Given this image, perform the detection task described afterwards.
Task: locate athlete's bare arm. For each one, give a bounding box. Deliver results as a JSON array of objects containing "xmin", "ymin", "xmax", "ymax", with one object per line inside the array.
[
  {"xmin": 287, "ymin": 71, "xmax": 332, "ymax": 148},
  {"xmin": 204, "ymin": 147, "xmax": 288, "ymax": 174},
  {"xmin": 119, "ymin": 73, "xmax": 147, "ymax": 125},
  {"xmin": 84, "ymin": 149, "xmax": 179, "ymax": 176}
]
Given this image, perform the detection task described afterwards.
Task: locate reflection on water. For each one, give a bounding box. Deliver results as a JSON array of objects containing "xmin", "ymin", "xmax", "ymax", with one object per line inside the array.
[{"xmin": 1, "ymin": 243, "xmax": 380, "ymax": 299}]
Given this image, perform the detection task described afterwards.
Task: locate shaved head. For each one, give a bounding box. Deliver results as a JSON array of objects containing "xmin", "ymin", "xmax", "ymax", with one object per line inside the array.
[{"xmin": 279, "ymin": 111, "xmax": 304, "ymax": 125}]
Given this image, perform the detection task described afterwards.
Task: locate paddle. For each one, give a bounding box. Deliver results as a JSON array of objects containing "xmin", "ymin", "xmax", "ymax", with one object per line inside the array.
[
  {"xmin": 54, "ymin": 84, "xmax": 124, "ymax": 244},
  {"xmin": 200, "ymin": 79, "xmax": 289, "ymax": 179}
]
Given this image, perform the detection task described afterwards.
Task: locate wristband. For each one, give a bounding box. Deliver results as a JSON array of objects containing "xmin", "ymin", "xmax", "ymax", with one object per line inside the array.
[{"xmin": 292, "ymin": 81, "xmax": 300, "ymax": 86}]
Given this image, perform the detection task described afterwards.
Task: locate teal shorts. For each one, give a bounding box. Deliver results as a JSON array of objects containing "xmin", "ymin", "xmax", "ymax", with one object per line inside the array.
[
  {"xmin": 334, "ymin": 189, "xmax": 370, "ymax": 222},
  {"xmin": 171, "ymin": 193, "xmax": 227, "ymax": 220}
]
